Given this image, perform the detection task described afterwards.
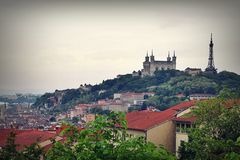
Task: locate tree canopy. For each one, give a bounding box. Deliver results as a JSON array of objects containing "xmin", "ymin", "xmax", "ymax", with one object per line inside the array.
[
  {"xmin": 178, "ymin": 99, "xmax": 240, "ymax": 160},
  {"xmin": 46, "ymin": 112, "xmax": 176, "ymax": 160}
]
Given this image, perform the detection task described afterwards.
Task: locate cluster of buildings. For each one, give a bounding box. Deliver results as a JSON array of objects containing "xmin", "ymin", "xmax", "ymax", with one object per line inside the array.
[
  {"xmin": 56, "ymin": 92, "xmax": 155, "ymax": 124},
  {"xmin": 0, "ymin": 100, "xmax": 197, "ymax": 157},
  {"xmin": 0, "ymin": 103, "xmax": 50, "ymax": 129}
]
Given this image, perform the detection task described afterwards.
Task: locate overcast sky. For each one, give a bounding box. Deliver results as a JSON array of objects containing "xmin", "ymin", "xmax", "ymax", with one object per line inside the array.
[{"xmin": 0, "ymin": 0, "xmax": 240, "ymax": 95}]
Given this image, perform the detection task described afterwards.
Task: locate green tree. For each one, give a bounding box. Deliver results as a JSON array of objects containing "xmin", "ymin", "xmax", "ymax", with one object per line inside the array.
[
  {"xmin": 46, "ymin": 112, "xmax": 176, "ymax": 160},
  {"xmin": 179, "ymin": 99, "xmax": 240, "ymax": 160},
  {"xmin": 22, "ymin": 143, "xmax": 43, "ymax": 160},
  {"xmin": 0, "ymin": 132, "xmax": 20, "ymax": 160},
  {"xmin": 49, "ymin": 117, "xmax": 56, "ymax": 122},
  {"xmin": 218, "ymin": 87, "xmax": 240, "ymax": 99},
  {"xmin": 72, "ymin": 117, "xmax": 79, "ymax": 124}
]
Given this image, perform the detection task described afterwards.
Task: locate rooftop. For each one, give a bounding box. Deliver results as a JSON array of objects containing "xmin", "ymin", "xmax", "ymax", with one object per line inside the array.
[
  {"xmin": 126, "ymin": 101, "xmax": 196, "ymax": 131},
  {"xmin": 189, "ymin": 93, "xmax": 216, "ymax": 97},
  {"xmin": 0, "ymin": 129, "xmax": 57, "ymax": 151},
  {"xmin": 185, "ymin": 67, "xmax": 202, "ymax": 71},
  {"xmin": 173, "ymin": 116, "xmax": 196, "ymax": 123}
]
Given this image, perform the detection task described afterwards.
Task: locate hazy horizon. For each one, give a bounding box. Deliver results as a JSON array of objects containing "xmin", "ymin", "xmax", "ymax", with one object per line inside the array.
[{"xmin": 1, "ymin": 0, "xmax": 240, "ymax": 95}]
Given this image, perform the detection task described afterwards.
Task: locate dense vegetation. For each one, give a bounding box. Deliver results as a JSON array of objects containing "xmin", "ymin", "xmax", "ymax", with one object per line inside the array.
[
  {"xmin": 33, "ymin": 70, "xmax": 240, "ymax": 112},
  {"xmin": 179, "ymin": 99, "xmax": 240, "ymax": 160},
  {"xmin": 46, "ymin": 112, "xmax": 176, "ymax": 160}
]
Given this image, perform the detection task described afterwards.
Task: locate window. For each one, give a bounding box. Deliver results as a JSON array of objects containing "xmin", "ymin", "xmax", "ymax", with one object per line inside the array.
[{"xmin": 176, "ymin": 123, "xmax": 181, "ymax": 132}]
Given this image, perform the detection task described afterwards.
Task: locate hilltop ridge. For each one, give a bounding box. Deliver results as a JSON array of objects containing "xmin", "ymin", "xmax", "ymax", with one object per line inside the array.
[{"xmin": 33, "ymin": 70, "xmax": 240, "ymax": 112}]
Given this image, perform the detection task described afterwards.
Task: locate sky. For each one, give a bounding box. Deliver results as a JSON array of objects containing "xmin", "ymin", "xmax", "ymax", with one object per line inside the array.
[{"xmin": 0, "ymin": 0, "xmax": 240, "ymax": 95}]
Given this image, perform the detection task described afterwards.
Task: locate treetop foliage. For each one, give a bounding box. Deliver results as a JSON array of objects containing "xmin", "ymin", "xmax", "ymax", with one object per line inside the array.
[
  {"xmin": 46, "ymin": 112, "xmax": 176, "ymax": 160},
  {"xmin": 179, "ymin": 98, "xmax": 240, "ymax": 160}
]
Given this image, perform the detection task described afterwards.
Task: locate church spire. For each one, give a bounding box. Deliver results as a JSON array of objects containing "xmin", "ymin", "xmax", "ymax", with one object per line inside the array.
[
  {"xmin": 150, "ymin": 49, "xmax": 155, "ymax": 62},
  {"xmin": 172, "ymin": 50, "xmax": 176, "ymax": 62},
  {"xmin": 145, "ymin": 50, "xmax": 149, "ymax": 62},
  {"xmin": 167, "ymin": 51, "xmax": 171, "ymax": 61}
]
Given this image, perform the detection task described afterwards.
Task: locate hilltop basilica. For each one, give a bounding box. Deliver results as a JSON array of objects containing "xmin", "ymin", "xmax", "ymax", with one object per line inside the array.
[
  {"xmin": 132, "ymin": 50, "xmax": 176, "ymax": 77},
  {"xmin": 141, "ymin": 50, "xmax": 176, "ymax": 76}
]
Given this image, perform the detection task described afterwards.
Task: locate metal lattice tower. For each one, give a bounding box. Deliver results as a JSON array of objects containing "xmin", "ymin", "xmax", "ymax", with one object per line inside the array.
[{"xmin": 205, "ymin": 33, "xmax": 217, "ymax": 74}]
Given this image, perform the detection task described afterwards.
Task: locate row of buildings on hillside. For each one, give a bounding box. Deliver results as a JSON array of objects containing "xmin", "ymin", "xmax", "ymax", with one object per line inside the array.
[
  {"xmin": 56, "ymin": 92, "xmax": 155, "ymax": 123},
  {"xmin": 1, "ymin": 91, "xmax": 215, "ymax": 129},
  {"xmin": 132, "ymin": 34, "xmax": 217, "ymax": 77},
  {"xmin": 55, "ymin": 91, "xmax": 216, "ymax": 129}
]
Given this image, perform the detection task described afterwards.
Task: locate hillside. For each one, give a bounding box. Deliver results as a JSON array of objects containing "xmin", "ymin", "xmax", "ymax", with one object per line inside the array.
[{"xmin": 33, "ymin": 70, "xmax": 240, "ymax": 112}]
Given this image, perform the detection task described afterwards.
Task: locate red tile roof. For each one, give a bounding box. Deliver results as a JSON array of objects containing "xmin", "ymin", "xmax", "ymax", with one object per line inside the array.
[
  {"xmin": 172, "ymin": 99, "xmax": 240, "ymax": 122},
  {"xmin": 0, "ymin": 129, "xmax": 56, "ymax": 151},
  {"xmin": 126, "ymin": 101, "xmax": 196, "ymax": 131}
]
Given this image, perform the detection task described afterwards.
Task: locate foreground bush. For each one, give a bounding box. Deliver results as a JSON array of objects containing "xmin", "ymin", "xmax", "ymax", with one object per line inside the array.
[{"xmin": 46, "ymin": 112, "xmax": 176, "ymax": 160}]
